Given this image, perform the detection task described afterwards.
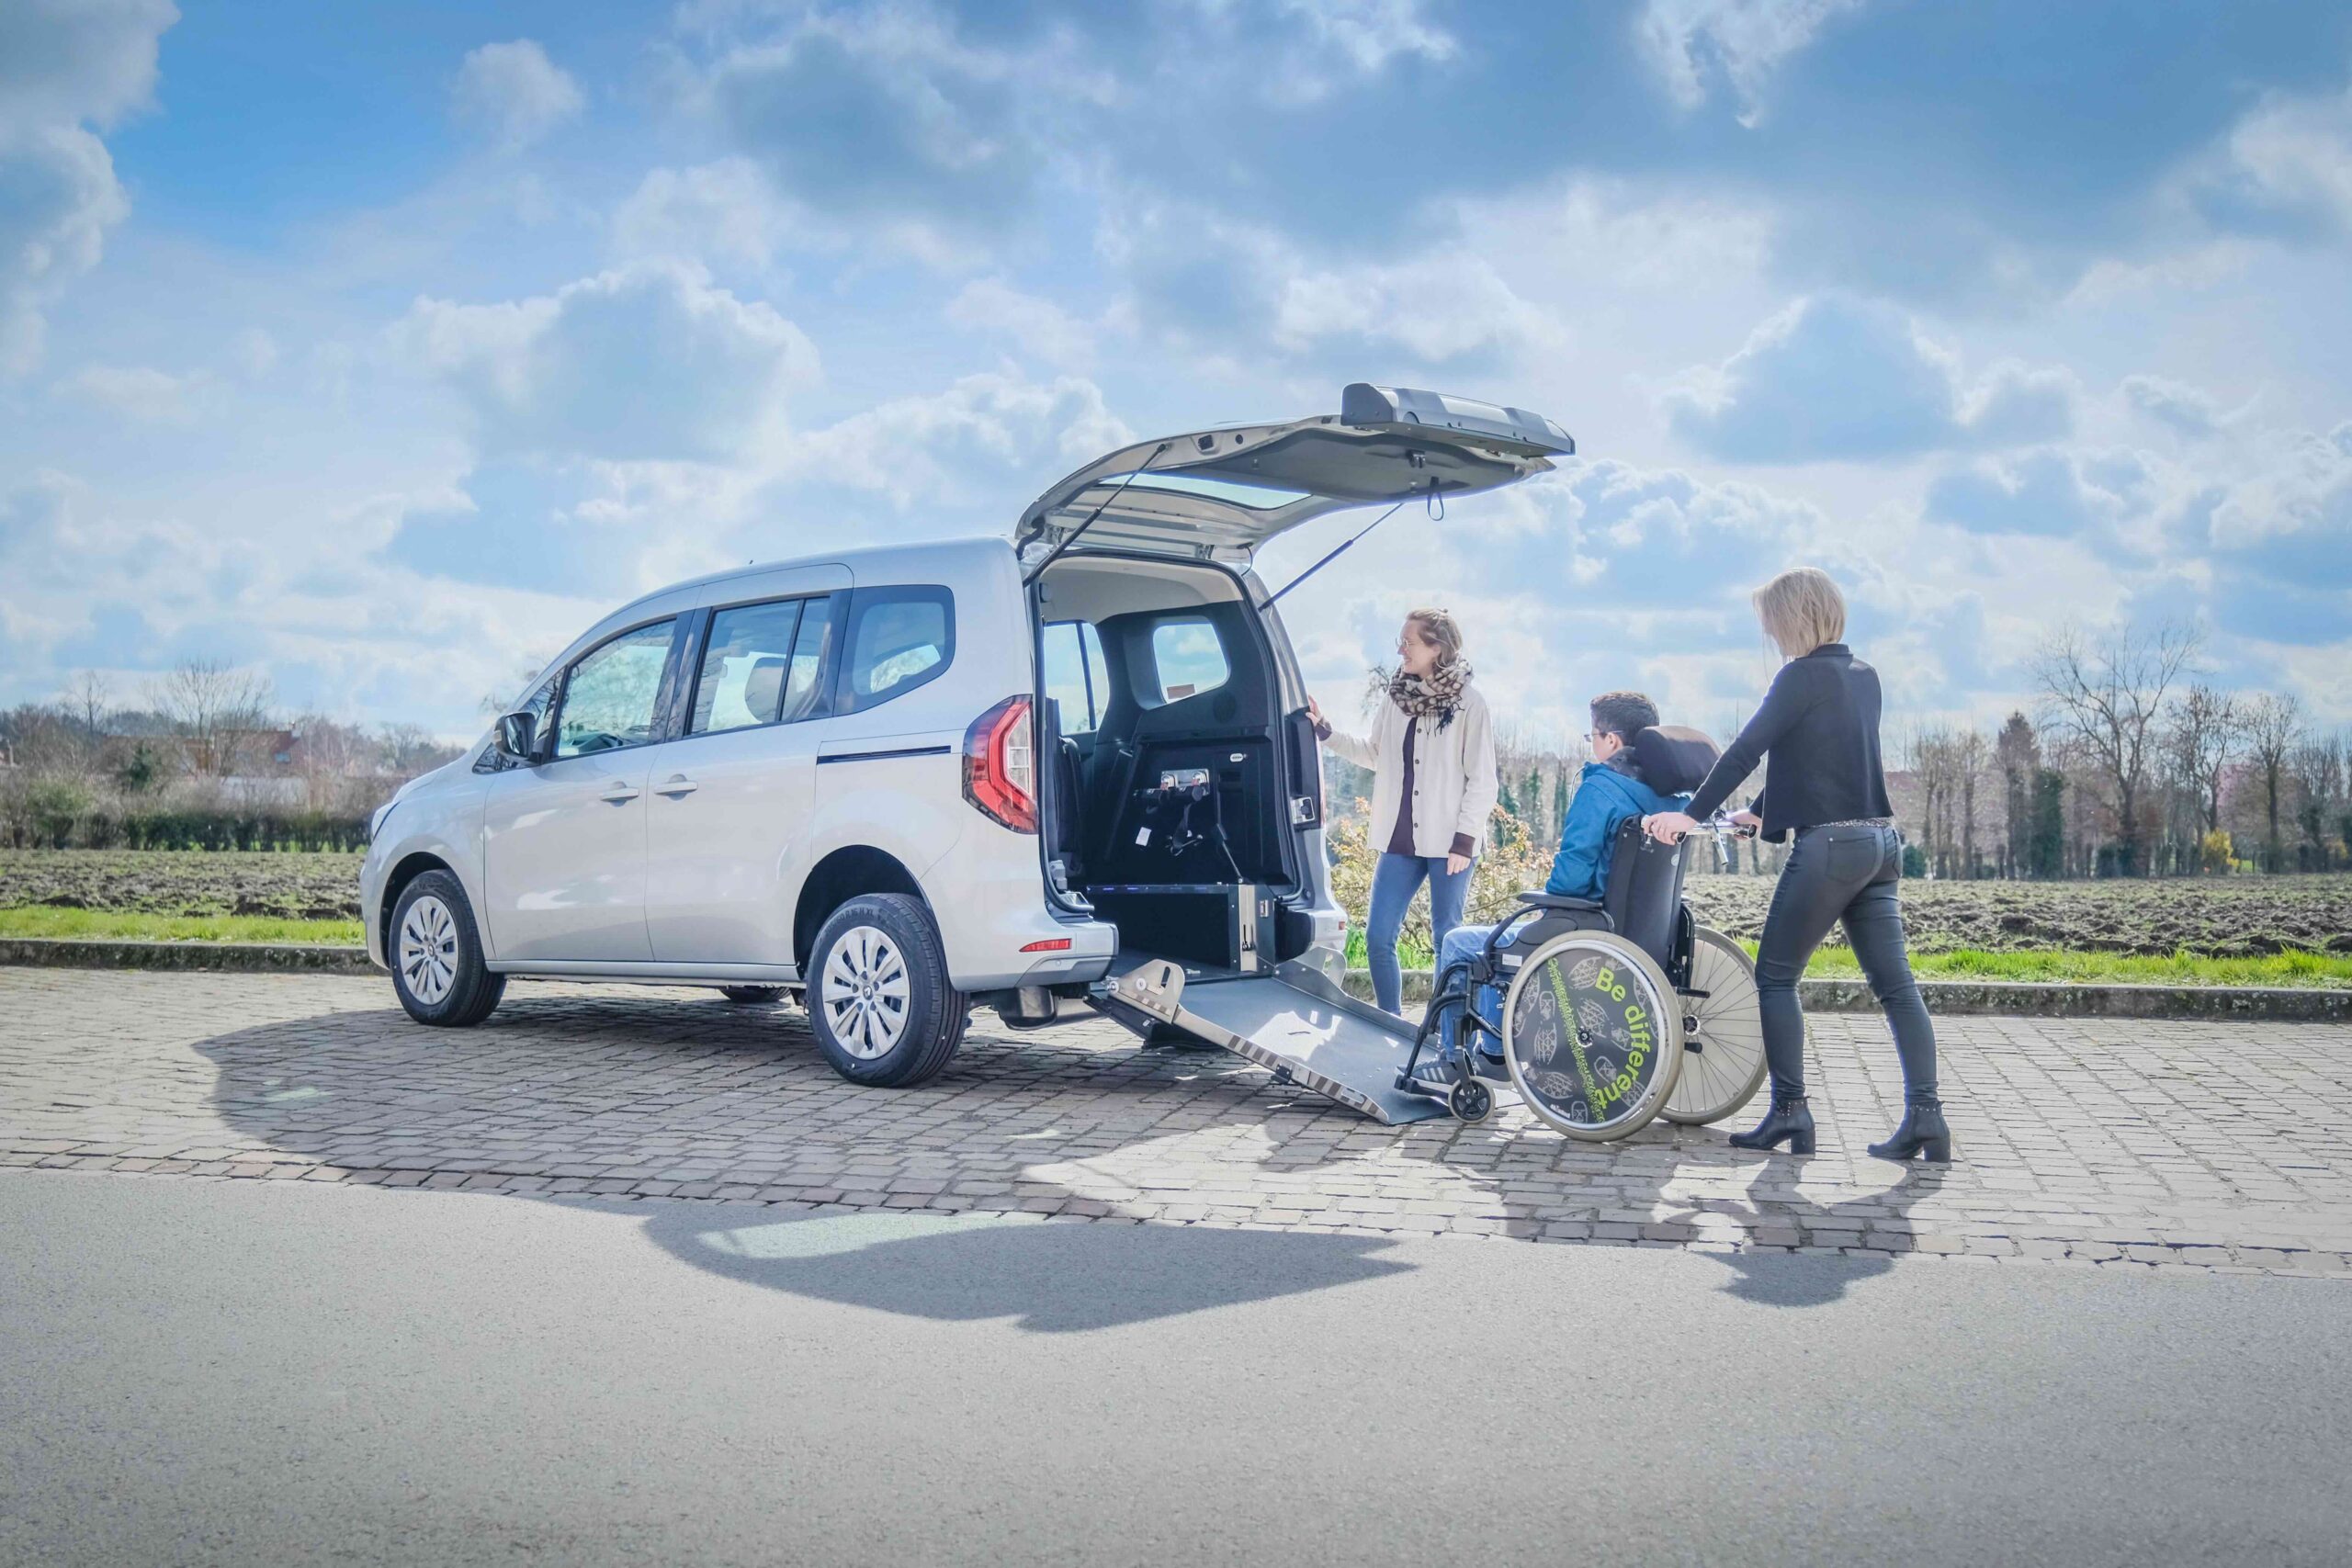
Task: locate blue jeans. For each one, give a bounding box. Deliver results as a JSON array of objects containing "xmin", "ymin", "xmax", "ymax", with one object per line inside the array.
[
  {"xmin": 1433, "ymin": 922, "xmax": 1509, "ymax": 1059},
  {"xmin": 1366, "ymin": 852, "xmax": 1473, "ymax": 1015}
]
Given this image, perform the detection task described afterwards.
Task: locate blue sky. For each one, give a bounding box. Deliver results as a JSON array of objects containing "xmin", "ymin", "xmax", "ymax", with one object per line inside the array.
[{"xmin": 4, "ymin": 0, "xmax": 2349, "ymax": 741}]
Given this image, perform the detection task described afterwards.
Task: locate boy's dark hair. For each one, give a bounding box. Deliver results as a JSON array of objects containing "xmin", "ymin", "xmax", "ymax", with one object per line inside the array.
[{"xmin": 1589, "ymin": 691, "xmax": 1659, "ymax": 743}]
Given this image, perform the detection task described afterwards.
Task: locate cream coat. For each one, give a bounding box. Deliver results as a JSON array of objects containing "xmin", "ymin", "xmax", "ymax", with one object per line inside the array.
[{"xmin": 1323, "ymin": 683, "xmax": 1499, "ymax": 858}]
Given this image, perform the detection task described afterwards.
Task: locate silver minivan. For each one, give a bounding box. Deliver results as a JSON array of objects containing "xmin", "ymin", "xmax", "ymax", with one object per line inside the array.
[{"xmin": 360, "ymin": 385, "xmax": 1572, "ymax": 1119}]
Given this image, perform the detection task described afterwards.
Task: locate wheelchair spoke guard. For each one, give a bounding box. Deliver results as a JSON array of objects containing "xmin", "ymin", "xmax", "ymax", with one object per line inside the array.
[{"xmin": 1500, "ymin": 932, "xmax": 1683, "ymax": 1142}]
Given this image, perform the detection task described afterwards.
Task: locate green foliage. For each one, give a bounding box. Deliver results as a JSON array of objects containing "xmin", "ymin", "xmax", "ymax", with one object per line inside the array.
[
  {"xmin": 2028, "ymin": 767, "xmax": 2066, "ymax": 877},
  {"xmin": 1900, "ymin": 842, "xmax": 1927, "ymax": 877},
  {"xmin": 115, "ymin": 742, "xmax": 159, "ymax": 795}
]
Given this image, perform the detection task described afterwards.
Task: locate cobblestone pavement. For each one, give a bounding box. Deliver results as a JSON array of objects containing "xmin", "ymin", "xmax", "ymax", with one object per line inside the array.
[{"xmin": 4, "ymin": 967, "xmax": 2349, "ymax": 1277}]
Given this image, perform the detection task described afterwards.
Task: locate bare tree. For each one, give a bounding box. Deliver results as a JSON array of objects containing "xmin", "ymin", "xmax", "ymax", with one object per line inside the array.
[
  {"xmin": 2164, "ymin": 683, "xmax": 2242, "ymax": 839},
  {"xmin": 60, "ymin": 670, "xmax": 113, "ymax": 747},
  {"xmin": 1954, "ymin": 728, "xmax": 1987, "ymax": 876},
  {"xmin": 377, "ymin": 723, "xmax": 460, "ymax": 778},
  {"xmin": 2290, "ymin": 737, "xmax": 2344, "ymax": 871},
  {"xmin": 2240, "ymin": 693, "xmax": 2302, "ymax": 872},
  {"xmin": 148, "ymin": 659, "xmax": 276, "ymax": 778},
  {"xmin": 2031, "ymin": 621, "xmax": 2199, "ymax": 875}
]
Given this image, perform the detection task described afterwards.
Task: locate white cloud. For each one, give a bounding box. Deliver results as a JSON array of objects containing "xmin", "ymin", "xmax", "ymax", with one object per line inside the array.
[
  {"xmin": 1634, "ymin": 0, "xmax": 1863, "ymax": 126},
  {"xmin": 1273, "ymin": 0, "xmax": 1456, "ymax": 73},
  {"xmin": 945, "ymin": 278, "xmax": 1108, "ymax": 370},
  {"xmin": 392, "ymin": 262, "xmax": 821, "ymax": 462},
  {"xmin": 2187, "ymin": 70, "xmax": 2352, "ymax": 238},
  {"xmin": 787, "ymin": 370, "xmax": 1132, "ymax": 509},
  {"xmin": 613, "ymin": 158, "xmax": 810, "ymax": 270},
  {"xmin": 451, "ymin": 39, "xmax": 584, "ymax": 150},
  {"xmin": 1662, "ymin": 294, "xmax": 2076, "ymax": 463},
  {"xmin": 0, "ymin": 0, "xmax": 176, "ymax": 134},
  {"xmin": 61, "ymin": 362, "xmax": 213, "ymax": 423},
  {"xmin": 0, "ymin": 0, "xmax": 175, "ymax": 375}
]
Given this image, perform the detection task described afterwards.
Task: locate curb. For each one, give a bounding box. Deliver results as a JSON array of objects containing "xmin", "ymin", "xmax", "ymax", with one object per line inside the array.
[
  {"xmin": 0, "ymin": 939, "xmax": 2346, "ymax": 1022},
  {"xmin": 0, "ymin": 938, "xmax": 376, "ymax": 976},
  {"xmin": 1341, "ymin": 967, "xmax": 2352, "ymax": 1023}
]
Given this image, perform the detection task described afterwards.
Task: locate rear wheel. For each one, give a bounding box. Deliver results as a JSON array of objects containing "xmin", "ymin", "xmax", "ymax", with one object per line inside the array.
[
  {"xmin": 390, "ymin": 871, "xmax": 504, "ymax": 1027},
  {"xmin": 1661, "ymin": 927, "xmax": 1768, "ymax": 1126},
  {"xmin": 719, "ymin": 986, "xmax": 786, "ymax": 1006},
  {"xmin": 808, "ymin": 894, "xmax": 967, "ymax": 1088},
  {"xmin": 1500, "ymin": 931, "xmax": 1682, "ymax": 1142}
]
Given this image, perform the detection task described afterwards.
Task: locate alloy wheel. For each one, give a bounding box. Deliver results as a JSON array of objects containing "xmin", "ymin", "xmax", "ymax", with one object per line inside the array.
[{"xmin": 398, "ymin": 895, "xmax": 459, "ymax": 1005}]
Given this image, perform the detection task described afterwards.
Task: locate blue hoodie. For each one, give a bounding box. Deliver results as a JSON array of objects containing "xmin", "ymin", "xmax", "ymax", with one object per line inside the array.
[{"xmin": 1544, "ymin": 761, "xmax": 1691, "ymax": 900}]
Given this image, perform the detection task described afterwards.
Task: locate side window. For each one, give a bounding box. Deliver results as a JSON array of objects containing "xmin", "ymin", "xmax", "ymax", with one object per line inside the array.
[
  {"xmin": 1042, "ymin": 620, "xmax": 1106, "ymax": 736},
  {"xmin": 838, "ymin": 587, "xmax": 954, "ymax": 715},
  {"xmin": 553, "ymin": 620, "xmax": 675, "ymax": 759},
  {"xmin": 1148, "ymin": 617, "xmax": 1229, "ymax": 705},
  {"xmin": 692, "ymin": 598, "xmax": 807, "ymax": 736}
]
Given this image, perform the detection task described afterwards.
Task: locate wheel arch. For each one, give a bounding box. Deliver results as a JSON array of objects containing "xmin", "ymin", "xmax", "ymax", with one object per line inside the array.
[
  {"xmin": 793, "ymin": 844, "xmax": 929, "ymax": 973},
  {"xmin": 379, "ymin": 852, "xmax": 458, "ymax": 958}
]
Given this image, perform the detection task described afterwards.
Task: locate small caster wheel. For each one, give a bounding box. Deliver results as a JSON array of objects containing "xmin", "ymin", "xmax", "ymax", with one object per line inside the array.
[{"xmin": 1450, "ymin": 1078, "xmax": 1493, "ymax": 1122}]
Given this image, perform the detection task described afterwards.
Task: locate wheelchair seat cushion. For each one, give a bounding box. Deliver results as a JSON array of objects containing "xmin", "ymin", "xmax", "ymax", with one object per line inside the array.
[
  {"xmin": 1628, "ymin": 725, "xmax": 1720, "ymax": 797},
  {"xmin": 1517, "ymin": 892, "xmax": 1602, "ymax": 910}
]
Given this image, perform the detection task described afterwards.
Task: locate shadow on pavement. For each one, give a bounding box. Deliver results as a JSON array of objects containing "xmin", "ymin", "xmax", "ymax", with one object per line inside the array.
[
  {"xmin": 185, "ymin": 990, "xmax": 1920, "ymax": 1324},
  {"xmin": 623, "ymin": 1201, "xmax": 1410, "ymax": 1333}
]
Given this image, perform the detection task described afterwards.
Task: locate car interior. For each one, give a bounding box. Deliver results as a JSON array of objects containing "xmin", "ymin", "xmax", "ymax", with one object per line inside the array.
[{"xmin": 1032, "ymin": 557, "xmax": 1320, "ymax": 973}]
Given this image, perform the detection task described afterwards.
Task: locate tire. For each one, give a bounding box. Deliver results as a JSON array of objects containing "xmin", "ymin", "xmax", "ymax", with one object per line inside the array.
[
  {"xmin": 389, "ymin": 870, "xmax": 504, "ymax": 1027},
  {"xmin": 807, "ymin": 893, "xmax": 967, "ymax": 1088},
  {"xmin": 1499, "ymin": 931, "xmax": 1683, "ymax": 1142},
  {"xmin": 1661, "ymin": 927, "xmax": 1769, "ymax": 1126},
  {"xmin": 719, "ymin": 986, "xmax": 787, "ymax": 1005}
]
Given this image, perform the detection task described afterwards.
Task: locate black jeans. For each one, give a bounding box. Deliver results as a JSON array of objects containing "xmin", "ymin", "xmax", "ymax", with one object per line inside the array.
[{"xmin": 1755, "ymin": 823, "xmax": 1938, "ymax": 1104}]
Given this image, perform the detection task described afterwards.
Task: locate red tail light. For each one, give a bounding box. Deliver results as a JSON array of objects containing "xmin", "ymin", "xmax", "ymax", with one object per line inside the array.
[{"xmin": 963, "ymin": 695, "xmax": 1036, "ymax": 833}]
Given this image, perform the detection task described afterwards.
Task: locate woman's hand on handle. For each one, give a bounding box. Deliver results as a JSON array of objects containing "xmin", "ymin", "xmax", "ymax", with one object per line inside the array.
[
  {"xmin": 1729, "ymin": 809, "xmax": 1763, "ymax": 831},
  {"xmin": 1645, "ymin": 810, "xmax": 1700, "ymax": 844}
]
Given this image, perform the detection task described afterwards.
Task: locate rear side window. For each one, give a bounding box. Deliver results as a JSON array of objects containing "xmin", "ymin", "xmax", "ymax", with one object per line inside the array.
[
  {"xmin": 691, "ymin": 596, "xmax": 833, "ymax": 736},
  {"xmin": 837, "ymin": 586, "xmax": 955, "ymax": 715},
  {"xmin": 1149, "ymin": 618, "xmax": 1229, "ymax": 705},
  {"xmin": 1042, "ymin": 620, "xmax": 1107, "ymax": 736}
]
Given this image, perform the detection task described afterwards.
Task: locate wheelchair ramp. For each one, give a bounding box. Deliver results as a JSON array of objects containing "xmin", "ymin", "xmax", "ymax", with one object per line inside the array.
[{"xmin": 1102, "ymin": 959, "xmax": 1449, "ymax": 1125}]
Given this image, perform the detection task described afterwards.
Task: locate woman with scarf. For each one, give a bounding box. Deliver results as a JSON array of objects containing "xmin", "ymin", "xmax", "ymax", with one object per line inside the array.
[{"xmin": 1309, "ymin": 608, "xmax": 1498, "ymax": 1017}]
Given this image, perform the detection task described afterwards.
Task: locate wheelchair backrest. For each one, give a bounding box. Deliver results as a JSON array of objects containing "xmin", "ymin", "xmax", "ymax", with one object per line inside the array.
[{"xmin": 1601, "ymin": 816, "xmax": 1690, "ymax": 971}]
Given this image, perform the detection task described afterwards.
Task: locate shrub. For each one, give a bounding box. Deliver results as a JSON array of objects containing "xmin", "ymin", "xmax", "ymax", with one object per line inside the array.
[{"xmin": 2199, "ymin": 829, "xmax": 2233, "ymax": 874}]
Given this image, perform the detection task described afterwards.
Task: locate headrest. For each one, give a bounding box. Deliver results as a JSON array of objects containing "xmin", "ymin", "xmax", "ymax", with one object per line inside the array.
[
  {"xmin": 741, "ymin": 656, "xmax": 788, "ymax": 722},
  {"xmin": 1629, "ymin": 725, "xmax": 1719, "ymax": 796}
]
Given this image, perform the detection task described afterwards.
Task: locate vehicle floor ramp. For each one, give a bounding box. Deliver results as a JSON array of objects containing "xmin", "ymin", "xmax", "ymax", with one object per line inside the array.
[{"xmin": 1101, "ymin": 958, "xmax": 1451, "ymax": 1125}]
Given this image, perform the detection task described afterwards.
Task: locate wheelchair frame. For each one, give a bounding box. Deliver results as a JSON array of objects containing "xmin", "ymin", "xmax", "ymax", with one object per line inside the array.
[{"xmin": 1396, "ymin": 818, "xmax": 1768, "ymax": 1140}]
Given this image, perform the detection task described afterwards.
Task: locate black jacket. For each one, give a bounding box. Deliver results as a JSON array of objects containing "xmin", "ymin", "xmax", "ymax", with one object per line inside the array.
[{"xmin": 1685, "ymin": 644, "xmax": 1894, "ymax": 842}]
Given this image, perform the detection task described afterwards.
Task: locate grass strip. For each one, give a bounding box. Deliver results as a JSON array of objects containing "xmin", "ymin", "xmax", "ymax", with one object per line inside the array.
[
  {"xmin": 0, "ymin": 908, "xmax": 366, "ymax": 946},
  {"xmin": 1794, "ymin": 944, "xmax": 2352, "ymax": 988}
]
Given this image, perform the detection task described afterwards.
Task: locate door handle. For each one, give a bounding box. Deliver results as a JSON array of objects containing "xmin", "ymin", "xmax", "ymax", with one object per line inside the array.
[
  {"xmin": 653, "ymin": 775, "xmax": 699, "ymax": 798},
  {"xmin": 599, "ymin": 782, "xmax": 641, "ymax": 803}
]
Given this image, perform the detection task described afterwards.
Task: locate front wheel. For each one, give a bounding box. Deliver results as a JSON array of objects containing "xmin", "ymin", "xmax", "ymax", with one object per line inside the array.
[
  {"xmin": 807, "ymin": 894, "xmax": 967, "ymax": 1088},
  {"xmin": 389, "ymin": 870, "xmax": 505, "ymax": 1027}
]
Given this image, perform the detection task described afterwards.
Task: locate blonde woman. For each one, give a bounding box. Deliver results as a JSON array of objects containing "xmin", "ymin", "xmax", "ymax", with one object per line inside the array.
[
  {"xmin": 1646, "ymin": 568, "xmax": 1947, "ymax": 1162},
  {"xmin": 1310, "ymin": 609, "xmax": 1498, "ymax": 1016}
]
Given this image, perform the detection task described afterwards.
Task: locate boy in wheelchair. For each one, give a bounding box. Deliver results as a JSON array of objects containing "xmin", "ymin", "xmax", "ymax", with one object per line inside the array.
[{"xmin": 1409, "ymin": 691, "xmax": 1701, "ymax": 1096}]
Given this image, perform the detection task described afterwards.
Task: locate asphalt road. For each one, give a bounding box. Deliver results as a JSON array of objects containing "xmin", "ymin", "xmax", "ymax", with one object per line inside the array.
[{"xmin": 4, "ymin": 1172, "xmax": 2347, "ymax": 1568}]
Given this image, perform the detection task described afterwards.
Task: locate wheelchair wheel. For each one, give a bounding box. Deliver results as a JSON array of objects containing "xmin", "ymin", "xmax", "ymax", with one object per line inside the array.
[
  {"xmin": 1499, "ymin": 931, "xmax": 1683, "ymax": 1142},
  {"xmin": 1450, "ymin": 1077, "xmax": 1493, "ymax": 1123},
  {"xmin": 1661, "ymin": 926, "xmax": 1769, "ymax": 1126}
]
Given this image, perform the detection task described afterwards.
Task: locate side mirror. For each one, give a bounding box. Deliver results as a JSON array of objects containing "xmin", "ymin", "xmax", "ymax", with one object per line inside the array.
[{"xmin": 495, "ymin": 711, "xmax": 537, "ymax": 760}]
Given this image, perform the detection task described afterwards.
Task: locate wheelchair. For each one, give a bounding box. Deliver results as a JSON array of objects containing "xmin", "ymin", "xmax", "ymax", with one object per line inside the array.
[{"xmin": 1396, "ymin": 731, "xmax": 1769, "ymax": 1142}]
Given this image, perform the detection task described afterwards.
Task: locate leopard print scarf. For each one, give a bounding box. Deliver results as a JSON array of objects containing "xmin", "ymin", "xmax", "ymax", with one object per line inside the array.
[{"xmin": 1386, "ymin": 659, "xmax": 1473, "ymax": 729}]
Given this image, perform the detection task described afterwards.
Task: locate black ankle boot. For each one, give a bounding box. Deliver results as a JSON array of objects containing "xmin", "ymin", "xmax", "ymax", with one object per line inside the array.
[
  {"xmin": 1869, "ymin": 1099, "xmax": 1952, "ymax": 1163},
  {"xmin": 1729, "ymin": 1095, "xmax": 1815, "ymax": 1155}
]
